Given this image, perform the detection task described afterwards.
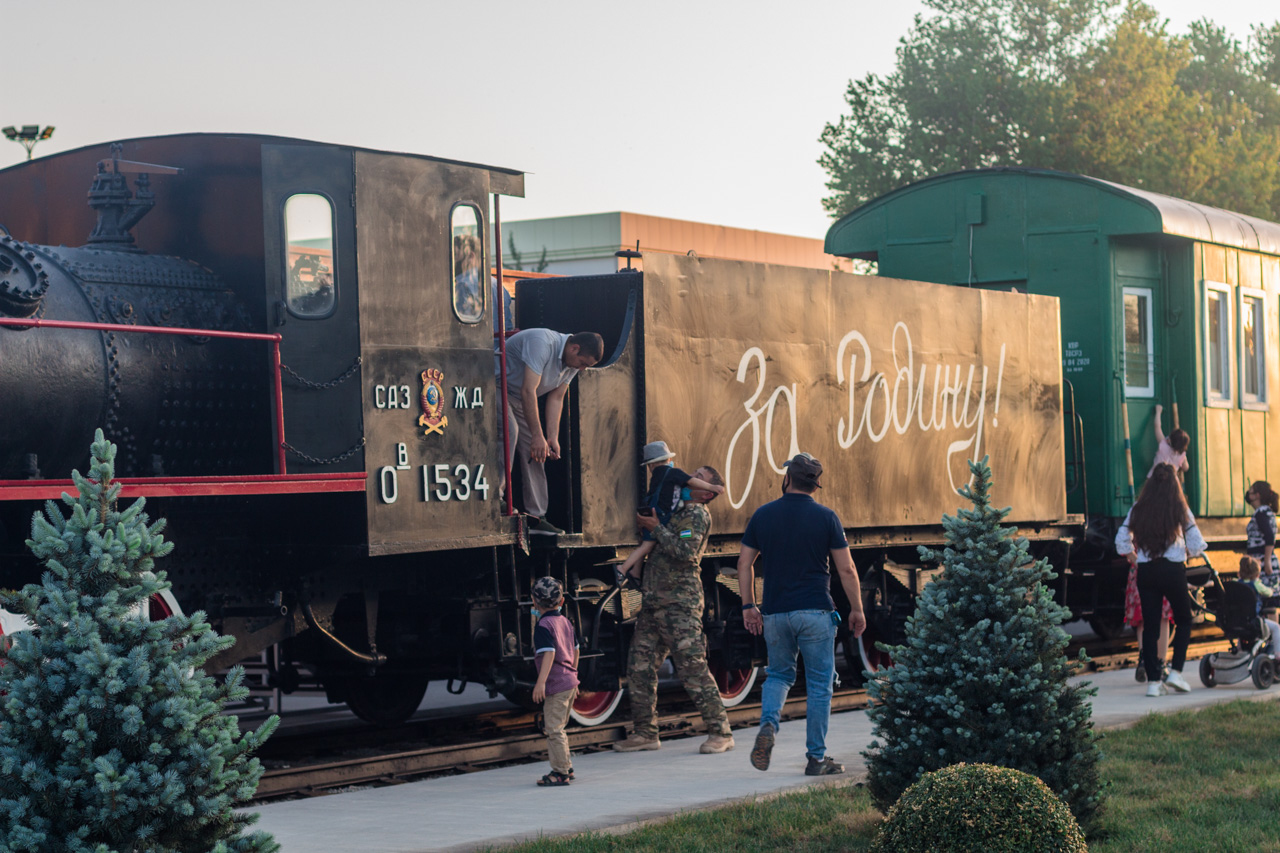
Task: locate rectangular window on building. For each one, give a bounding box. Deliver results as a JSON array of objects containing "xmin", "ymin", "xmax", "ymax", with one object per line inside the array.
[
  {"xmin": 1123, "ymin": 288, "xmax": 1154, "ymax": 397},
  {"xmin": 1205, "ymin": 282, "xmax": 1233, "ymax": 406},
  {"xmin": 1240, "ymin": 287, "xmax": 1268, "ymax": 408}
]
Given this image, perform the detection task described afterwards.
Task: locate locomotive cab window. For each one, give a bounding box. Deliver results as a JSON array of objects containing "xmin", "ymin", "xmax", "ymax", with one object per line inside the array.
[
  {"xmin": 1240, "ymin": 287, "xmax": 1268, "ymax": 409},
  {"xmin": 1123, "ymin": 287, "xmax": 1154, "ymax": 397},
  {"xmin": 1205, "ymin": 281, "xmax": 1234, "ymax": 407},
  {"xmin": 284, "ymin": 194, "xmax": 337, "ymax": 318},
  {"xmin": 451, "ymin": 203, "xmax": 484, "ymax": 324}
]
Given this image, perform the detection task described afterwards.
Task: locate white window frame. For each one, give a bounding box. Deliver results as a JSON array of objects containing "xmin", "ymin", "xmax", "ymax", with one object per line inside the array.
[
  {"xmin": 1122, "ymin": 287, "xmax": 1155, "ymax": 398},
  {"xmin": 1239, "ymin": 286, "xmax": 1269, "ymax": 410},
  {"xmin": 1204, "ymin": 280, "xmax": 1234, "ymax": 408}
]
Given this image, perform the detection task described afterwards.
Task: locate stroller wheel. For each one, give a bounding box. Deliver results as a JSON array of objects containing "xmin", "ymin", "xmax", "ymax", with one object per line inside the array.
[
  {"xmin": 1251, "ymin": 655, "xmax": 1275, "ymax": 690},
  {"xmin": 1199, "ymin": 656, "xmax": 1217, "ymax": 688}
]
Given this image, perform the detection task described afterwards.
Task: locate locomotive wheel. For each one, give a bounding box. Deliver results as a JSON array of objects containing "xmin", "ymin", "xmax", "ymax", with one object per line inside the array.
[
  {"xmin": 147, "ymin": 591, "xmax": 179, "ymax": 620},
  {"xmin": 1251, "ymin": 655, "xmax": 1275, "ymax": 690},
  {"xmin": 709, "ymin": 659, "xmax": 759, "ymax": 707},
  {"xmin": 1087, "ymin": 611, "xmax": 1128, "ymax": 642},
  {"xmin": 1199, "ymin": 655, "xmax": 1217, "ymax": 688},
  {"xmin": 340, "ymin": 670, "xmax": 430, "ymax": 727},
  {"xmin": 569, "ymin": 688, "xmax": 624, "ymax": 726},
  {"xmin": 845, "ymin": 623, "xmax": 893, "ymax": 686},
  {"xmin": 566, "ymin": 578, "xmax": 624, "ymax": 726}
]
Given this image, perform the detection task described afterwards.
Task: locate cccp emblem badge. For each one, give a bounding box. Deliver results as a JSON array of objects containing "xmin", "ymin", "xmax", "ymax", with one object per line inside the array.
[{"xmin": 419, "ymin": 369, "xmax": 448, "ymax": 436}]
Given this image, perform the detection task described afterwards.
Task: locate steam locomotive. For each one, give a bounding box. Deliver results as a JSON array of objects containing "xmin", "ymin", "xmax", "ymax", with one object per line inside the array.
[{"xmin": 0, "ymin": 134, "xmax": 1077, "ymax": 726}]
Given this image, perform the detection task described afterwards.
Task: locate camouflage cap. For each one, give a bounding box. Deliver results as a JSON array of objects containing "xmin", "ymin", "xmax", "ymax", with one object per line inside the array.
[{"xmin": 532, "ymin": 576, "xmax": 564, "ymax": 607}]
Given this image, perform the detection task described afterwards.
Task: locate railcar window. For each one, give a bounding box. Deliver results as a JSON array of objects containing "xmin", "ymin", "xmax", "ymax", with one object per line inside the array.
[
  {"xmin": 1205, "ymin": 282, "xmax": 1233, "ymax": 407},
  {"xmin": 451, "ymin": 204, "xmax": 484, "ymax": 324},
  {"xmin": 284, "ymin": 194, "xmax": 336, "ymax": 318},
  {"xmin": 1123, "ymin": 288, "xmax": 1154, "ymax": 397},
  {"xmin": 1240, "ymin": 288, "xmax": 1268, "ymax": 408}
]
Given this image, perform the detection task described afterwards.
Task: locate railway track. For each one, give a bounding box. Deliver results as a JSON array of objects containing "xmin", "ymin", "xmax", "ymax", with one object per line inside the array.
[
  {"xmin": 249, "ymin": 631, "xmax": 1231, "ymax": 801},
  {"xmin": 252, "ymin": 687, "xmax": 869, "ymax": 801}
]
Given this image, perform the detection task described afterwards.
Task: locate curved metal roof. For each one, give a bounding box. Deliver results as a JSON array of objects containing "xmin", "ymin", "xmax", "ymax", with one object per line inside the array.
[
  {"xmin": 0, "ymin": 131, "xmax": 526, "ymax": 183},
  {"xmin": 1091, "ymin": 175, "xmax": 1280, "ymax": 255},
  {"xmin": 827, "ymin": 167, "xmax": 1280, "ymax": 257}
]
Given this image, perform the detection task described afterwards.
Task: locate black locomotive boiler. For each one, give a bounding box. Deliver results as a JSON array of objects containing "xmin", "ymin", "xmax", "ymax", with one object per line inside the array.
[{"xmin": 0, "ymin": 134, "xmax": 1079, "ymax": 727}]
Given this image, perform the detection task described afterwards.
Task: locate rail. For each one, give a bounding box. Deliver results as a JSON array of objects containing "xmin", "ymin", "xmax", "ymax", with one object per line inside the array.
[{"xmin": 0, "ymin": 315, "xmax": 289, "ymax": 476}]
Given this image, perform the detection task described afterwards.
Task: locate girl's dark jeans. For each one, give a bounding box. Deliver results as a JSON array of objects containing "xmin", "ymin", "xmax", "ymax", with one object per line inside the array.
[{"xmin": 1136, "ymin": 558, "xmax": 1194, "ymax": 681}]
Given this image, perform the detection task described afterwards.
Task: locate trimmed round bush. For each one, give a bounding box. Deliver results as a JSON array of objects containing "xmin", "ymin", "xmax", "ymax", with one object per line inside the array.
[{"xmin": 871, "ymin": 763, "xmax": 1086, "ymax": 853}]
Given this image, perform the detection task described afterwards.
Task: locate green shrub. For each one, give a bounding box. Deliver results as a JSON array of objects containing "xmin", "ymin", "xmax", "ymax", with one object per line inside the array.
[
  {"xmin": 872, "ymin": 763, "xmax": 1086, "ymax": 853},
  {"xmin": 864, "ymin": 457, "xmax": 1103, "ymax": 828}
]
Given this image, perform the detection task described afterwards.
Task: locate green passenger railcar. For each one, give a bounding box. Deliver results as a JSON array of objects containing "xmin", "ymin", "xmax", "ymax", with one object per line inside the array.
[{"xmin": 826, "ymin": 168, "xmax": 1280, "ymax": 628}]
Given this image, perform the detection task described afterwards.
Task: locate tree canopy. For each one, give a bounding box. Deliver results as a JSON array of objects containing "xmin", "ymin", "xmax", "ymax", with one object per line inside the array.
[{"xmin": 820, "ymin": 0, "xmax": 1280, "ymax": 220}]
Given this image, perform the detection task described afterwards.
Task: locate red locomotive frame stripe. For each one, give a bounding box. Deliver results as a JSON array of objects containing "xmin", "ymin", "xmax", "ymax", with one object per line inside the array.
[{"xmin": 0, "ymin": 473, "xmax": 366, "ymax": 500}]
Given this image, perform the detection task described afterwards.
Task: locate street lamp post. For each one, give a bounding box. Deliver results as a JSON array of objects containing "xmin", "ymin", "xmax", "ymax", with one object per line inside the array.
[{"xmin": 2, "ymin": 125, "xmax": 55, "ymax": 160}]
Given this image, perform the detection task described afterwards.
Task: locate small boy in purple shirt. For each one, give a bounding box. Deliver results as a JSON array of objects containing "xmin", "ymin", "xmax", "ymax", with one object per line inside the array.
[{"xmin": 531, "ymin": 576, "xmax": 580, "ymax": 786}]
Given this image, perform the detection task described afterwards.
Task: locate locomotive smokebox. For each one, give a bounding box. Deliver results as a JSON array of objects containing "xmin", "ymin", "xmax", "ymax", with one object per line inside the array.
[{"xmin": 0, "ymin": 170, "xmax": 269, "ymax": 481}]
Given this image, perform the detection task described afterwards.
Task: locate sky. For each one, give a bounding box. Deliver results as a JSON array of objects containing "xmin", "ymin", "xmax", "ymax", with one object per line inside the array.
[{"xmin": 2, "ymin": 0, "xmax": 1275, "ymax": 241}]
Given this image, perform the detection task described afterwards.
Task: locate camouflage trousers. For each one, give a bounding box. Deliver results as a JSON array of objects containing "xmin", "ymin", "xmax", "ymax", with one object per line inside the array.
[{"xmin": 626, "ymin": 605, "xmax": 730, "ymax": 739}]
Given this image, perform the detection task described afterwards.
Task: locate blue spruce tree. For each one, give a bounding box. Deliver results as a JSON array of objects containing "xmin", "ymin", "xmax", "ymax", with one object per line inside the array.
[
  {"xmin": 864, "ymin": 457, "xmax": 1103, "ymax": 828},
  {"xmin": 0, "ymin": 430, "xmax": 280, "ymax": 852}
]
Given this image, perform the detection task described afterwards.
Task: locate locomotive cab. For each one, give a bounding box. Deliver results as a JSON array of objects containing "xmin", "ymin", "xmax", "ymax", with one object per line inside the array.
[
  {"xmin": 511, "ymin": 270, "xmax": 642, "ymax": 539},
  {"xmin": 257, "ymin": 142, "xmax": 528, "ymax": 555}
]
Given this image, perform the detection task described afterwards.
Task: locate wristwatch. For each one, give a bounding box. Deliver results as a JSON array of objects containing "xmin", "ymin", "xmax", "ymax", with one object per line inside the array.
[{"xmin": 741, "ymin": 603, "xmax": 758, "ymax": 611}]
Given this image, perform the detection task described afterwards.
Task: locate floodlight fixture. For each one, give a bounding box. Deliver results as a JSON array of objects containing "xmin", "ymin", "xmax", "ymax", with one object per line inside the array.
[{"xmin": 2, "ymin": 124, "xmax": 55, "ymax": 160}]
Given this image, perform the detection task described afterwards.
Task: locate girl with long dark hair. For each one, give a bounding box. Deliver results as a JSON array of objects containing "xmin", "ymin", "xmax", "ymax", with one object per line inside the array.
[{"xmin": 1115, "ymin": 463, "xmax": 1207, "ymax": 695}]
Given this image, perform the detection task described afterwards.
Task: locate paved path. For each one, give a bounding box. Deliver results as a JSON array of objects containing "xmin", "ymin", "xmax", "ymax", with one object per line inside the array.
[{"xmin": 245, "ymin": 666, "xmax": 1280, "ymax": 852}]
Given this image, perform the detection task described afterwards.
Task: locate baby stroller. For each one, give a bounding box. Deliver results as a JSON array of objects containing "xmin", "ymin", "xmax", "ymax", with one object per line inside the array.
[{"xmin": 1198, "ymin": 579, "xmax": 1276, "ymax": 689}]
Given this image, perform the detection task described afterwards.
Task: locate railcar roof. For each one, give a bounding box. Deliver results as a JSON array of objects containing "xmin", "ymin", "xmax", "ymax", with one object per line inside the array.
[
  {"xmin": 827, "ymin": 166, "xmax": 1280, "ymax": 257},
  {"xmin": 0, "ymin": 132, "xmax": 526, "ymax": 193}
]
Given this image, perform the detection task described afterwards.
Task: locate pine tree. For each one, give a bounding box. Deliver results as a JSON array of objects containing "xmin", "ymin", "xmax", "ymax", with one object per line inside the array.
[
  {"xmin": 0, "ymin": 430, "xmax": 280, "ymax": 853},
  {"xmin": 864, "ymin": 456, "xmax": 1103, "ymax": 828}
]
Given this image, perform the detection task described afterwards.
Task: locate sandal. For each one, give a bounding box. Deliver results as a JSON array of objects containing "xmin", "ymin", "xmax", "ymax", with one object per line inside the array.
[{"xmin": 537, "ymin": 771, "xmax": 572, "ymax": 787}]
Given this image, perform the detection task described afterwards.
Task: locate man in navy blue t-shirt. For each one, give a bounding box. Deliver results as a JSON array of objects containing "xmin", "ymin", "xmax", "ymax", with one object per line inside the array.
[{"xmin": 737, "ymin": 452, "xmax": 865, "ymax": 777}]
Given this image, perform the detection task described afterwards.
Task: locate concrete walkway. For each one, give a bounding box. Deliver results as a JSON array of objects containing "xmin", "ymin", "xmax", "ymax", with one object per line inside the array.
[{"xmin": 245, "ymin": 666, "xmax": 1280, "ymax": 852}]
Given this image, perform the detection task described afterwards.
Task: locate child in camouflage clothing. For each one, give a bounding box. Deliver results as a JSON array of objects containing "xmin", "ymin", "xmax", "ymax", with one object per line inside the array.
[{"xmin": 616, "ymin": 441, "xmax": 725, "ymax": 584}]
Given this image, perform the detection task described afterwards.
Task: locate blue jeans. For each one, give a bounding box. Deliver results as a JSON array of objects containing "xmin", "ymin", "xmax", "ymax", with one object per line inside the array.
[{"xmin": 760, "ymin": 609, "xmax": 838, "ymax": 760}]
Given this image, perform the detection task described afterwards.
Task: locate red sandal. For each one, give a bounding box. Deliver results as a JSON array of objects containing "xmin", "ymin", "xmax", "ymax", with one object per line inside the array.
[{"xmin": 537, "ymin": 771, "xmax": 571, "ymax": 787}]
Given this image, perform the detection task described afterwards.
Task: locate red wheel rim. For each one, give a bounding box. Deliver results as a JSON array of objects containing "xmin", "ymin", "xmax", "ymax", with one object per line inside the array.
[
  {"xmin": 859, "ymin": 628, "xmax": 893, "ymax": 673},
  {"xmin": 571, "ymin": 689, "xmax": 621, "ymax": 724},
  {"xmin": 148, "ymin": 594, "xmax": 174, "ymax": 621},
  {"xmin": 710, "ymin": 663, "xmax": 759, "ymax": 706}
]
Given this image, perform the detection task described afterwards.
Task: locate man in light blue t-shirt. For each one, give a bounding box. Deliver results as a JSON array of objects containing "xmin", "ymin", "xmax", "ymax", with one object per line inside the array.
[{"xmin": 497, "ymin": 328, "xmax": 603, "ymax": 535}]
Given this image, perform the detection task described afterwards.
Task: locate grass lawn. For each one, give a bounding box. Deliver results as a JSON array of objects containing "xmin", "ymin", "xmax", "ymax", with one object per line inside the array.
[{"xmin": 497, "ymin": 697, "xmax": 1280, "ymax": 852}]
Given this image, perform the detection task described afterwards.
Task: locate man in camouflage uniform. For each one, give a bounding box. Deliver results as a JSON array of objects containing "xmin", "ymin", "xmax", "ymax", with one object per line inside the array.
[{"xmin": 613, "ymin": 466, "xmax": 735, "ymax": 754}]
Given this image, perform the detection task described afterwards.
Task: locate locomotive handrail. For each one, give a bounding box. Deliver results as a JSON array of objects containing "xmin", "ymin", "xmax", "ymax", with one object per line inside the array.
[
  {"xmin": 0, "ymin": 315, "xmax": 282, "ymax": 341},
  {"xmin": 0, "ymin": 316, "xmax": 289, "ymax": 476},
  {"xmin": 494, "ymin": 196, "xmax": 515, "ymax": 517},
  {"xmin": 1062, "ymin": 378, "xmax": 1088, "ymax": 516}
]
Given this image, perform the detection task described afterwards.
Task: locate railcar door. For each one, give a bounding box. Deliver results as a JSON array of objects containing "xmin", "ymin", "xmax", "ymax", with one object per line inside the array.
[{"xmin": 262, "ymin": 144, "xmax": 364, "ymax": 474}]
